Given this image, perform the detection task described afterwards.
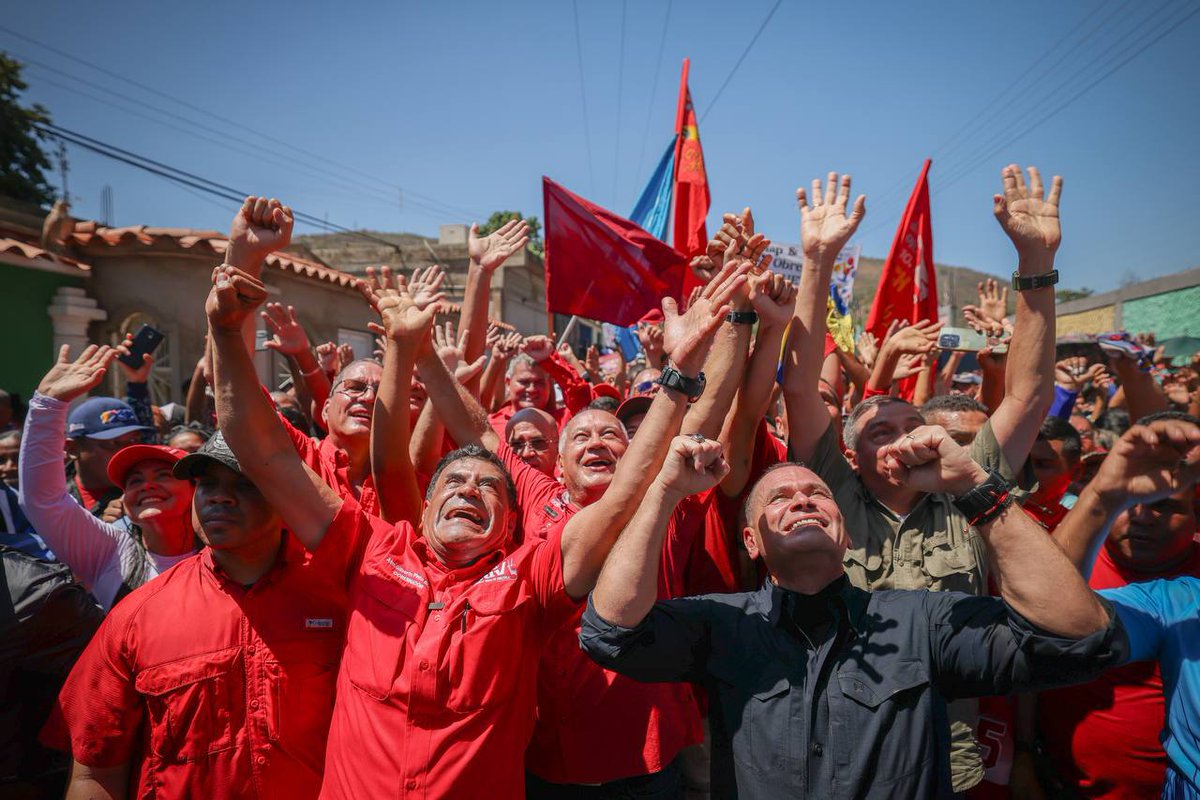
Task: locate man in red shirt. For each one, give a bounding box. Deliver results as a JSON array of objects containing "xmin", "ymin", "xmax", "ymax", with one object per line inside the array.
[
  {"xmin": 55, "ymin": 430, "xmax": 351, "ymax": 800},
  {"xmin": 206, "ymin": 257, "xmax": 745, "ymax": 799},
  {"xmin": 1040, "ymin": 410, "xmax": 1200, "ymax": 798},
  {"xmin": 504, "ymin": 408, "xmax": 558, "ymax": 476},
  {"xmin": 487, "ymin": 337, "xmax": 592, "ymax": 438},
  {"xmin": 1021, "ymin": 415, "xmax": 1082, "ymax": 532}
]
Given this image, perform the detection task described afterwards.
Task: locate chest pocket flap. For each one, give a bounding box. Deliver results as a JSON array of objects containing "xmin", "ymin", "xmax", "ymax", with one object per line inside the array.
[
  {"xmin": 347, "ymin": 562, "xmax": 425, "ymax": 700},
  {"xmin": 135, "ymin": 647, "xmax": 243, "ymax": 762},
  {"xmin": 838, "ymin": 658, "xmax": 929, "ymax": 708},
  {"xmin": 446, "ymin": 581, "xmax": 535, "ymax": 712}
]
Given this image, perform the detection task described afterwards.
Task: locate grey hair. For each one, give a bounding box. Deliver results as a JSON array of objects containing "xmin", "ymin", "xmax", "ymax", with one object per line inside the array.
[
  {"xmin": 558, "ymin": 409, "xmax": 629, "ymax": 453},
  {"xmin": 506, "ymin": 353, "xmax": 540, "ymax": 378},
  {"xmin": 842, "ymin": 395, "xmax": 909, "ymax": 451}
]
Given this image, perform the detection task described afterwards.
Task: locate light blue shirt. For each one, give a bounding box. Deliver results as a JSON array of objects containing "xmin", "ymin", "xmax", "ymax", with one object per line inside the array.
[{"xmin": 1101, "ymin": 577, "xmax": 1200, "ymax": 795}]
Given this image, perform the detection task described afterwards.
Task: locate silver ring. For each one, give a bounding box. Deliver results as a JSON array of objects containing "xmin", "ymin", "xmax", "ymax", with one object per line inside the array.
[
  {"xmin": 689, "ymin": 433, "xmax": 706, "ymax": 443},
  {"xmin": 905, "ymin": 434, "xmax": 917, "ymax": 440}
]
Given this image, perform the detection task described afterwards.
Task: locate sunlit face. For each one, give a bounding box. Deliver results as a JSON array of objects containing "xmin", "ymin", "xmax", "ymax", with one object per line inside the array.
[
  {"xmin": 507, "ymin": 419, "xmax": 557, "ymax": 476},
  {"xmin": 849, "ymin": 402, "xmax": 925, "ymax": 484},
  {"xmin": 123, "ymin": 459, "xmax": 193, "ymax": 524},
  {"xmin": 0, "ymin": 436, "xmax": 18, "ymax": 487},
  {"xmin": 410, "ymin": 374, "xmax": 428, "ymax": 421},
  {"xmin": 192, "ymin": 462, "xmax": 281, "ymax": 550},
  {"xmin": 323, "ymin": 361, "xmax": 382, "ymax": 443},
  {"xmin": 558, "ymin": 410, "xmax": 629, "ymax": 504},
  {"xmin": 923, "ymin": 410, "xmax": 988, "ymax": 448},
  {"xmin": 1107, "ymin": 488, "xmax": 1197, "ymax": 573},
  {"xmin": 507, "ymin": 363, "xmax": 552, "ymax": 410},
  {"xmin": 70, "ymin": 431, "xmax": 144, "ymax": 489},
  {"xmin": 421, "ymin": 457, "xmax": 514, "ymax": 566},
  {"xmin": 1069, "ymin": 415, "xmax": 1097, "ymax": 455},
  {"xmin": 743, "ymin": 466, "xmax": 849, "ymax": 573}
]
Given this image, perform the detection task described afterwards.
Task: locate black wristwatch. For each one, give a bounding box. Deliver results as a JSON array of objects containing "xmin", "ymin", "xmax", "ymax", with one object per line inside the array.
[
  {"xmin": 952, "ymin": 468, "xmax": 1013, "ymax": 527},
  {"xmin": 657, "ymin": 365, "xmax": 706, "ymax": 402},
  {"xmin": 726, "ymin": 310, "xmax": 758, "ymax": 325},
  {"xmin": 1011, "ymin": 269, "xmax": 1059, "ymax": 292}
]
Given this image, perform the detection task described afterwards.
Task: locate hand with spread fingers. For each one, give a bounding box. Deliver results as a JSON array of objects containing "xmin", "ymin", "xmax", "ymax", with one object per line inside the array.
[
  {"xmin": 433, "ymin": 319, "xmax": 486, "ymax": 383},
  {"xmin": 977, "ymin": 278, "xmax": 1009, "ymax": 323},
  {"xmin": 37, "ymin": 344, "xmax": 121, "ymax": 403},
  {"xmin": 881, "ymin": 425, "xmax": 989, "ymax": 496},
  {"xmin": 1090, "ymin": 417, "xmax": 1200, "ymax": 509},
  {"xmin": 656, "ymin": 434, "xmax": 730, "ymax": 499},
  {"xmin": 748, "ymin": 270, "xmax": 797, "ymax": 329},
  {"xmin": 408, "ymin": 265, "xmax": 449, "ymax": 311},
  {"xmin": 356, "ymin": 273, "xmax": 439, "ymax": 349},
  {"xmin": 796, "ymin": 173, "xmax": 866, "ymax": 264},
  {"xmin": 886, "ymin": 319, "xmax": 944, "ymax": 356},
  {"xmin": 226, "ymin": 196, "xmax": 294, "ymax": 272},
  {"xmin": 207, "ymin": 264, "xmax": 268, "ymax": 333},
  {"xmin": 662, "ymin": 258, "xmax": 751, "ymax": 375},
  {"xmin": 261, "ymin": 303, "xmax": 312, "ymax": 357},
  {"xmin": 1055, "ymin": 357, "xmax": 1108, "ymax": 393},
  {"xmin": 468, "ymin": 219, "xmax": 530, "ymax": 272},
  {"xmin": 315, "ymin": 342, "xmax": 339, "ymax": 375},
  {"xmin": 994, "ymin": 164, "xmax": 1062, "ymax": 267}
]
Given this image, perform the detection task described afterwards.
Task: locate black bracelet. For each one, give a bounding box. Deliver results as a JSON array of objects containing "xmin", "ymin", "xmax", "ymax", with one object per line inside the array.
[
  {"xmin": 726, "ymin": 310, "xmax": 758, "ymax": 325},
  {"xmin": 1011, "ymin": 269, "xmax": 1059, "ymax": 292}
]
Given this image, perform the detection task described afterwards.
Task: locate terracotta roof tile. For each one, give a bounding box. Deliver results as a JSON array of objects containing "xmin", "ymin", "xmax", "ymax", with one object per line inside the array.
[
  {"xmin": 0, "ymin": 237, "xmax": 91, "ymax": 273},
  {"xmin": 64, "ymin": 224, "xmax": 359, "ymax": 289}
]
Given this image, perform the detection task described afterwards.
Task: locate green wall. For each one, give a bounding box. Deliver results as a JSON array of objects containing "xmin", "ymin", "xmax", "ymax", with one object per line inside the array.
[
  {"xmin": 1122, "ymin": 285, "xmax": 1200, "ymax": 339},
  {"xmin": 0, "ymin": 264, "xmax": 84, "ymax": 400}
]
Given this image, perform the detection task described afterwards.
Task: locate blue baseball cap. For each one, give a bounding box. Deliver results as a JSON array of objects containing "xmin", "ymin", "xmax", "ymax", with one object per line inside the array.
[{"xmin": 67, "ymin": 397, "xmax": 153, "ymax": 440}]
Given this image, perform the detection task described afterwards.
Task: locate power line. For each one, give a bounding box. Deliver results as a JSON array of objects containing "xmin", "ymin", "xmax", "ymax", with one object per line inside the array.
[
  {"xmin": 633, "ymin": 0, "xmax": 673, "ymax": 202},
  {"xmin": 613, "ymin": 0, "xmax": 627, "ymax": 207},
  {"xmin": 0, "ymin": 24, "xmax": 487, "ymax": 222},
  {"xmin": 39, "ymin": 122, "xmax": 406, "ymax": 251},
  {"xmin": 572, "ymin": 0, "xmax": 597, "ymax": 195},
  {"xmin": 699, "ymin": 0, "xmax": 783, "ymax": 123}
]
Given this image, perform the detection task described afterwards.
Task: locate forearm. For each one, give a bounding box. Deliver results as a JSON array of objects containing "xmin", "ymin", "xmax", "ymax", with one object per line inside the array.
[
  {"xmin": 210, "ymin": 328, "xmax": 297, "ymax": 470},
  {"xmin": 865, "ymin": 344, "xmax": 904, "ymax": 394},
  {"xmin": 591, "ymin": 481, "xmax": 682, "ymax": 626},
  {"xmin": 185, "ymin": 358, "xmax": 208, "ymax": 424},
  {"xmin": 982, "ymin": 497, "xmax": 1108, "ymax": 637},
  {"xmin": 782, "ymin": 258, "xmax": 836, "ymax": 460},
  {"xmin": 409, "ymin": 401, "xmax": 446, "ymax": 478},
  {"xmin": 66, "ymin": 760, "xmax": 129, "ymax": 800},
  {"xmin": 1110, "ymin": 360, "xmax": 1168, "ymax": 422},
  {"xmin": 372, "ymin": 339, "xmax": 422, "ymax": 526},
  {"xmin": 479, "ymin": 354, "xmax": 508, "ymax": 413},
  {"xmin": 912, "ymin": 358, "xmax": 936, "ymax": 407},
  {"xmin": 1051, "ymin": 485, "xmax": 1122, "ymax": 578},
  {"xmin": 722, "ymin": 321, "xmax": 786, "ymax": 496},
  {"xmin": 417, "ymin": 351, "xmax": 498, "ymax": 450},
  {"xmin": 836, "ymin": 347, "xmax": 871, "ymax": 392},
  {"xmin": 460, "ymin": 265, "xmax": 493, "ymax": 375},
  {"xmin": 979, "ymin": 360, "xmax": 1006, "ymax": 414},
  {"xmin": 124, "ymin": 380, "xmax": 155, "ymax": 431},
  {"xmin": 683, "ymin": 322, "xmax": 750, "ymax": 439},
  {"xmin": 294, "ymin": 349, "xmax": 330, "ymax": 416},
  {"xmin": 1003, "ymin": 264, "xmax": 1055, "ymax": 411}
]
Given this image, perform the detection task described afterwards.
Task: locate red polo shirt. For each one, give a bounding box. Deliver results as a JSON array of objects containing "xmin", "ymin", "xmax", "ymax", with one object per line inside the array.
[
  {"xmin": 488, "ymin": 353, "xmax": 594, "ymax": 438},
  {"xmin": 54, "ymin": 534, "xmax": 350, "ymax": 800},
  {"xmin": 282, "ymin": 415, "xmax": 379, "ymax": 516},
  {"xmin": 1038, "ymin": 542, "xmax": 1200, "ymax": 798},
  {"xmin": 320, "ymin": 498, "xmax": 579, "ymax": 799}
]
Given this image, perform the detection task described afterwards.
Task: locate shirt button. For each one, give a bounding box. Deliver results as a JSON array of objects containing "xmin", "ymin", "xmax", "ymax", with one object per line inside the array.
[
  {"xmin": 250, "ymin": 699, "xmax": 260, "ymax": 709},
  {"xmin": 419, "ymin": 661, "xmax": 429, "ymax": 671},
  {"xmin": 813, "ymin": 744, "xmax": 824, "ymax": 757},
  {"xmin": 433, "ymin": 614, "xmax": 441, "ymax": 622},
  {"xmin": 247, "ymin": 646, "xmax": 256, "ymax": 656},
  {"xmin": 407, "ymin": 779, "xmax": 417, "ymax": 789},
  {"xmin": 256, "ymin": 756, "xmax": 266, "ymax": 766}
]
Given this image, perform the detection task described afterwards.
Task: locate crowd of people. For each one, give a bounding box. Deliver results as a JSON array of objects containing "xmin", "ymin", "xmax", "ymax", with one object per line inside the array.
[{"xmin": 2, "ymin": 165, "xmax": 1199, "ymax": 800}]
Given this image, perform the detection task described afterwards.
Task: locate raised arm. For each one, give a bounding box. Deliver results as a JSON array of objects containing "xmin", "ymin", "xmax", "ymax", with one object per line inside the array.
[
  {"xmin": 261, "ymin": 302, "xmax": 330, "ymax": 415},
  {"xmin": 592, "ymin": 435, "xmax": 728, "ymax": 626},
  {"xmin": 461, "ymin": 220, "xmax": 529, "ymax": 382},
  {"xmin": 986, "ymin": 165, "xmax": 1061, "ymax": 470},
  {"xmin": 1054, "ymin": 417, "xmax": 1200, "ymax": 577},
  {"xmin": 222, "ymin": 196, "xmax": 294, "ymax": 355},
  {"xmin": 207, "ymin": 266, "xmax": 342, "ymax": 550},
  {"xmin": 882, "ymin": 424, "xmax": 1108, "ymax": 637},
  {"xmin": 782, "ymin": 172, "xmax": 866, "ymax": 462},
  {"xmin": 865, "ymin": 320, "xmax": 942, "ymax": 396},
  {"xmin": 559, "ymin": 260, "xmax": 749, "ymax": 599}
]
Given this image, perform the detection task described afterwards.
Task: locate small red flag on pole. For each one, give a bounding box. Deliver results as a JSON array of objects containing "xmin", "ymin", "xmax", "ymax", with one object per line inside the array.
[{"xmin": 672, "ymin": 58, "xmax": 710, "ymax": 274}]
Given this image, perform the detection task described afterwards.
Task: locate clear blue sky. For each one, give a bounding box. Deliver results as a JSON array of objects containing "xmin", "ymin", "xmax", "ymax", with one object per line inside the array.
[{"xmin": 5, "ymin": 0, "xmax": 1199, "ymax": 292}]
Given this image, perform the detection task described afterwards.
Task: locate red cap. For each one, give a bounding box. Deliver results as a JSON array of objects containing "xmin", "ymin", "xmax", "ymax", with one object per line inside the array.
[
  {"xmin": 107, "ymin": 444, "xmax": 189, "ymax": 487},
  {"xmin": 616, "ymin": 395, "xmax": 653, "ymax": 426},
  {"xmin": 638, "ymin": 308, "xmax": 665, "ymax": 325},
  {"xmin": 592, "ymin": 383, "xmax": 622, "ymax": 401}
]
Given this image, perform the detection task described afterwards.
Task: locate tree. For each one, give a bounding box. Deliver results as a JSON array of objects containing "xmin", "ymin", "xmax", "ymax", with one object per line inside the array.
[
  {"xmin": 1056, "ymin": 287, "xmax": 1094, "ymax": 303},
  {"xmin": 0, "ymin": 54, "xmax": 55, "ymax": 209},
  {"xmin": 478, "ymin": 210, "xmax": 542, "ymax": 257}
]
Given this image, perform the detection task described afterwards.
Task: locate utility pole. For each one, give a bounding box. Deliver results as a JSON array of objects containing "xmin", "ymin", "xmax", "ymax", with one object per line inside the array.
[{"xmin": 56, "ymin": 141, "xmax": 69, "ymax": 202}]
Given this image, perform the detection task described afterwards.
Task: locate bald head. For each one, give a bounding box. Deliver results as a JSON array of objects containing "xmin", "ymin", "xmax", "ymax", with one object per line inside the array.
[{"xmin": 505, "ymin": 408, "xmax": 559, "ymax": 476}]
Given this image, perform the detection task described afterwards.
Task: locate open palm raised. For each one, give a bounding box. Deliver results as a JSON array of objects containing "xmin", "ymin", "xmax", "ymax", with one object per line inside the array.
[
  {"xmin": 993, "ymin": 164, "xmax": 1062, "ymax": 261},
  {"xmin": 796, "ymin": 172, "xmax": 866, "ymax": 263},
  {"xmin": 468, "ymin": 219, "xmax": 530, "ymax": 272}
]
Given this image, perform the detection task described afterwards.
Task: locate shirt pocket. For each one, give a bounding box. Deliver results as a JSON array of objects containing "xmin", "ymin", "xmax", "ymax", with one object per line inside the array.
[
  {"xmin": 923, "ymin": 534, "xmax": 982, "ymax": 593},
  {"xmin": 345, "ymin": 570, "xmax": 422, "ymax": 701},
  {"xmin": 264, "ymin": 635, "xmax": 341, "ymax": 748},
  {"xmin": 134, "ymin": 647, "xmax": 244, "ymax": 762},
  {"xmin": 709, "ymin": 660, "xmax": 791, "ymax": 775},
  {"xmin": 835, "ymin": 658, "xmax": 931, "ymax": 776},
  {"xmin": 445, "ymin": 585, "xmax": 534, "ymax": 713}
]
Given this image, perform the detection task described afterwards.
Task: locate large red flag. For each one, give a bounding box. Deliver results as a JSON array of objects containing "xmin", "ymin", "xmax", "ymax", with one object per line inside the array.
[
  {"xmin": 865, "ymin": 159, "xmax": 939, "ymax": 342},
  {"xmin": 543, "ymin": 177, "xmax": 687, "ymax": 327},
  {"xmin": 672, "ymin": 58, "xmax": 709, "ymax": 264}
]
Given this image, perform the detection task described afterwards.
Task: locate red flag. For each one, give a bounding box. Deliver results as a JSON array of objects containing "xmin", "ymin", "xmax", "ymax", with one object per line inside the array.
[
  {"xmin": 542, "ymin": 177, "xmax": 687, "ymax": 327},
  {"xmin": 865, "ymin": 159, "xmax": 939, "ymax": 342},
  {"xmin": 672, "ymin": 59, "xmax": 709, "ymax": 265}
]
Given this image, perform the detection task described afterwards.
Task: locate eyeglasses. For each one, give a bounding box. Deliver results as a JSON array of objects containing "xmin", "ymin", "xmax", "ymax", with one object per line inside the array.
[
  {"xmin": 335, "ymin": 379, "xmax": 381, "ymax": 399},
  {"xmin": 508, "ymin": 437, "xmax": 552, "ymax": 454},
  {"xmin": 634, "ymin": 380, "xmax": 656, "ymax": 394}
]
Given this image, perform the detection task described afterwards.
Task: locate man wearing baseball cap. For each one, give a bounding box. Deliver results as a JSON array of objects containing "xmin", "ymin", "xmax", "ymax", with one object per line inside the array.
[
  {"xmin": 20, "ymin": 345, "xmax": 196, "ymax": 610},
  {"xmin": 55, "ymin": 428, "xmax": 354, "ymax": 800},
  {"xmin": 62, "ymin": 397, "xmax": 154, "ymax": 517}
]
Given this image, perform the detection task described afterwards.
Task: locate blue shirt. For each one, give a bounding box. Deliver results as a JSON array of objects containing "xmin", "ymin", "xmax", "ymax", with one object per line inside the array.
[{"xmin": 1101, "ymin": 577, "xmax": 1200, "ymax": 794}]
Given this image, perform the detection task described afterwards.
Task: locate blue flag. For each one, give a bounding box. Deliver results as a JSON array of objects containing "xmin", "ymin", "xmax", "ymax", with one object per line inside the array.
[{"xmin": 614, "ymin": 140, "xmax": 677, "ymax": 359}]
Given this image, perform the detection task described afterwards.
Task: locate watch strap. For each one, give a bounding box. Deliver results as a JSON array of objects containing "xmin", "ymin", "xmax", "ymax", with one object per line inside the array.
[
  {"xmin": 1011, "ymin": 269, "xmax": 1059, "ymax": 292},
  {"xmin": 952, "ymin": 468, "xmax": 1013, "ymax": 527},
  {"xmin": 656, "ymin": 366, "xmax": 706, "ymax": 402},
  {"xmin": 726, "ymin": 310, "xmax": 759, "ymax": 325}
]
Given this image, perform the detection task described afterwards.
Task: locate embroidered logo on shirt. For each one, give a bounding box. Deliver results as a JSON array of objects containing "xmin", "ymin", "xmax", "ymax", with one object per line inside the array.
[
  {"xmin": 478, "ymin": 559, "xmax": 518, "ymax": 584},
  {"xmin": 542, "ymin": 504, "xmax": 561, "ymax": 521},
  {"xmin": 386, "ymin": 556, "xmax": 429, "ymax": 589},
  {"xmin": 305, "ymin": 618, "xmax": 334, "ymax": 629}
]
